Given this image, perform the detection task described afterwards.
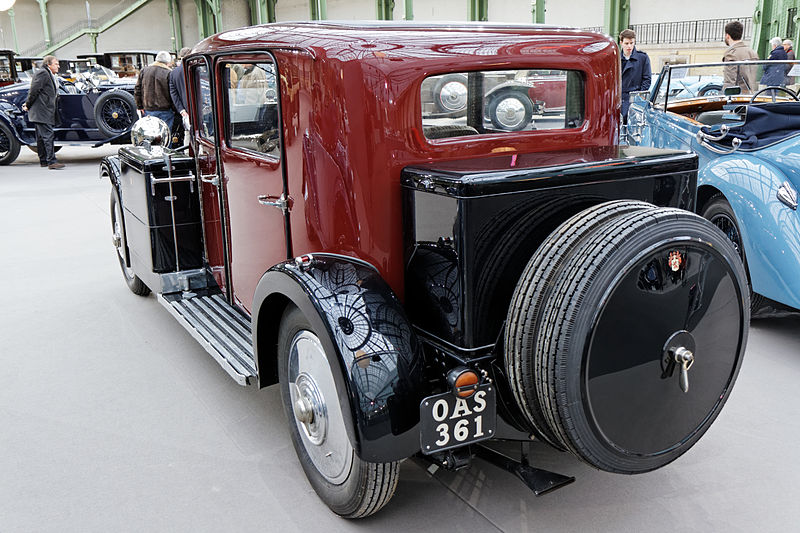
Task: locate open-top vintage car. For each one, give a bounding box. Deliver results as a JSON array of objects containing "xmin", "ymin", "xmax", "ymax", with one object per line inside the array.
[
  {"xmin": 102, "ymin": 23, "xmax": 749, "ymax": 517},
  {"xmin": 627, "ymin": 60, "xmax": 800, "ymax": 312},
  {"xmin": 0, "ymin": 70, "xmax": 139, "ymax": 165}
]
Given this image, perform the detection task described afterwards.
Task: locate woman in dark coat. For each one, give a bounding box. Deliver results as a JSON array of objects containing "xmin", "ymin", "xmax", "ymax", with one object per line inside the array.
[{"xmin": 761, "ymin": 37, "xmax": 788, "ymax": 87}]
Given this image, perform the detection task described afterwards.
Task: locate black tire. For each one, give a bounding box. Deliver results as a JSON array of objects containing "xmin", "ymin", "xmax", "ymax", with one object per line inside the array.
[
  {"xmin": 0, "ymin": 120, "xmax": 21, "ymax": 165},
  {"xmin": 432, "ymin": 74, "xmax": 468, "ymax": 113},
  {"xmin": 110, "ymin": 188, "xmax": 150, "ymax": 296},
  {"xmin": 509, "ymin": 207, "xmax": 749, "ymax": 474},
  {"xmin": 505, "ymin": 200, "xmax": 655, "ymax": 448},
  {"xmin": 95, "ymin": 90, "xmax": 137, "ymax": 138},
  {"xmin": 698, "ymin": 84, "xmax": 722, "ymax": 96},
  {"xmin": 701, "ymin": 194, "xmax": 764, "ymax": 313},
  {"xmin": 487, "ymin": 90, "xmax": 533, "ymax": 131},
  {"xmin": 278, "ymin": 305, "xmax": 399, "ymax": 518}
]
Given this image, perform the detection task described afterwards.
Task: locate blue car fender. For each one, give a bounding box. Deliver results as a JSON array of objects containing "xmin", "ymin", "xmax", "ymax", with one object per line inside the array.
[
  {"xmin": 699, "ymin": 155, "xmax": 800, "ymax": 308},
  {"xmin": 251, "ymin": 254, "xmax": 425, "ymax": 463}
]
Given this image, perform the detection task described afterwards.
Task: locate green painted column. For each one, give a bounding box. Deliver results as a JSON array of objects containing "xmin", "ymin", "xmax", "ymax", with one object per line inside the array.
[
  {"xmin": 37, "ymin": 0, "xmax": 51, "ymax": 47},
  {"xmin": 469, "ymin": 0, "xmax": 487, "ymax": 22},
  {"xmin": 8, "ymin": 8, "xmax": 19, "ymax": 53},
  {"xmin": 195, "ymin": 0, "xmax": 220, "ymax": 38},
  {"xmin": 168, "ymin": 0, "xmax": 183, "ymax": 51},
  {"xmin": 89, "ymin": 31, "xmax": 98, "ymax": 53},
  {"xmin": 752, "ymin": 0, "xmax": 800, "ymax": 59},
  {"xmin": 310, "ymin": 0, "xmax": 327, "ymax": 20},
  {"xmin": 376, "ymin": 0, "xmax": 395, "ymax": 20},
  {"xmin": 604, "ymin": 0, "xmax": 630, "ymax": 41},
  {"xmin": 532, "ymin": 0, "xmax": 545, "ymax": 24},
  {"xmin": 405, "ymin": 0, "xmax": 413, "ymax": 21}
]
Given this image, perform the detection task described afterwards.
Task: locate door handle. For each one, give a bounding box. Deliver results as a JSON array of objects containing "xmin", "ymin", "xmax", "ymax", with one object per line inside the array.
[{"xmin": 257, "ymin": 193, "xmax": 292, "ymax": 214}]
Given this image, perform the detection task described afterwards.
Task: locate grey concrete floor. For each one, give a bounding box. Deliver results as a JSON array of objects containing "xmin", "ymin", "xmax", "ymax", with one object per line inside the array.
[{"xmin": 1, "ymin": 145, "xmax": 799, "ymax": 532}]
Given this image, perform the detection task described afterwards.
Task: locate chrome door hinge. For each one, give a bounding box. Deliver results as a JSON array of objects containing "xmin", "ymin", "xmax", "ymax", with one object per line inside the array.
[
  {"xmin": 200, "ymin": 173, "xmax": 219, "ymax": 186},
  {"xmin": 258, "ymin": 193, "xmax": 292, "ymax": 214}
]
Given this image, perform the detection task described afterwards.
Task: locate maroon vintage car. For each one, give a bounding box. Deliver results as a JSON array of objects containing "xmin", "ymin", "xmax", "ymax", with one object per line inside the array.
[{"xmin": 102, "ymin": 22, "xmax": 749, "ymax": 518}]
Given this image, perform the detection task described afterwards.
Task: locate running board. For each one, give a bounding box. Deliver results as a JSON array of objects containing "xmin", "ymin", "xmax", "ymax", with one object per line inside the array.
[{"xmin": 157, "ymin": 293, "xmax": 257, "ymax": 386}]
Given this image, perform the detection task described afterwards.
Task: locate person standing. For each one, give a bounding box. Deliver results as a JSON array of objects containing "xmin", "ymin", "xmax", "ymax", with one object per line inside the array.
[
  {"xmin": 619, "ymin": 29, "xmax": 651, "ymax": 121},
  {"xmin": 722, "ymin": 21, "xmax": 758, "ymax": 93},
  {"xmin": 760, "ymin": 36, "xmax": 788, "ymax": 88},
  {"xmin": 169, "ymin": 47, "xmax": 192, "ymax": 131},
  {"xmin": 135, "ymin": 51, "xmax": 175, "ymax": 129},
  {"xmin": 783, "ymin": 39, "xmax": 796, "ymax": 87},
  {"xmin": 21, "ymin": 55, "xmax": 64, "ymax": 169}
]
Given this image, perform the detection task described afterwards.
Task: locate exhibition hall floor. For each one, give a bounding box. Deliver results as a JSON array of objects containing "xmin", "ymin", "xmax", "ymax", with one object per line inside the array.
[{"xmin": 1, "ymin": 146, "xmax": 798, "ymax": 532}]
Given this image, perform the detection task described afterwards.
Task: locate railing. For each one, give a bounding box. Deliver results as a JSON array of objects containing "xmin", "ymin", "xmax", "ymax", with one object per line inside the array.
[
  {"xmin": 582, "ymin": 17, "xmax": 753, "ymax": 45},
  {"xmin": 631, "ymin": 17, "xmax": 752, "ymax": 45}
]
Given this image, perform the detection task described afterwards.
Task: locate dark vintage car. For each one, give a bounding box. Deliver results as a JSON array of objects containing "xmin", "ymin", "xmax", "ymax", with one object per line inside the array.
[
  {"xmin": 102, "ymin": 22, "xmax": 750, "ymax": 517},
  {"xmin": 77, "ymin": 50, "xmax": 158, "ymax": 77},
  {"xmin": 0, "ymin": 69, "xmax": 138, "ymax": 165}
]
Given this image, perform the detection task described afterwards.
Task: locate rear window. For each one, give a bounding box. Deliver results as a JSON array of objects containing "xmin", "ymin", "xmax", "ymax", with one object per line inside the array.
[{"xmin": 421, "ymin": 69, "xmax": 584, "ymax": 140}]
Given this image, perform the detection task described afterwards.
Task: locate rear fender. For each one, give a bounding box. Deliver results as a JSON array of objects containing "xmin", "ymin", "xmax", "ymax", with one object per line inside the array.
[
  {"xmin": 252, "ymin": 254, "xmax": 425, "ymax": 462},
  {"xmin": 699, "ymin": 156, "xmax": 800, "ymax": 308},
  {"xmin": 100, "ymin": 155, "xmax": 131, "ymax": 268},
  {"xmin": 0, "ymin": 107, "xmax": 31, "ymax": 144}
]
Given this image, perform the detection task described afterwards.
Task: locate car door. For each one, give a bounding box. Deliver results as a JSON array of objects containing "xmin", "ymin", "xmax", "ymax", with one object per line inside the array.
[
  {"xmin": 187, "ymin": 59, "xmax": 229, "ymax": 295},
  {"xmin": 216, "ymin": 56, "xmax": 288, "ymax": 313}
]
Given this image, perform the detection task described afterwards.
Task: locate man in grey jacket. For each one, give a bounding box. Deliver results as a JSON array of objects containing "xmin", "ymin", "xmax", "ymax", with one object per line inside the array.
[{"xmin": 21, "ymin": 55, "xmax": 64, "ymax": 169}]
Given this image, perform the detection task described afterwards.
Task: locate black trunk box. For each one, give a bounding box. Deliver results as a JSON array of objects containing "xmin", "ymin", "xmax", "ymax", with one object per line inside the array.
[{"xmin": 401, "ymin": 145, "xmax": 698, "ymax": 354}]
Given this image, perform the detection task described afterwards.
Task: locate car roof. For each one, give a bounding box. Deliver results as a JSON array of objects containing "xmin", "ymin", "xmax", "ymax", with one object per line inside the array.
[{"xmin": 192, "ymin": 21, "xmax": 612, "ymax": 64}]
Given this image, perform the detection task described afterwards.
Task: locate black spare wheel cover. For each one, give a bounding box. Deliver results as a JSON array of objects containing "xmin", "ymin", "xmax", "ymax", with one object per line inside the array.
[{"xmin": 508, "ymin": 205, "xmax": 749, "ymax": 474}]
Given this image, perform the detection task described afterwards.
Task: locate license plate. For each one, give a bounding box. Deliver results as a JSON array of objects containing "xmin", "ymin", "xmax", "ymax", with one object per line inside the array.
[{"xmin": 420, "ymin": 383, "xmax": 496, "ymax": 454}]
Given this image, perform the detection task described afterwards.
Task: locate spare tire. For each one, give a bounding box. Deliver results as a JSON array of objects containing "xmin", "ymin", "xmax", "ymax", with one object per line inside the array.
[
  {"xmin": 506, "ymin": 204, "xmax": 749, "ymax": 473},
  {"xmin": 94, "ymin": 90, "xmax": 137, "ymax": 138}
]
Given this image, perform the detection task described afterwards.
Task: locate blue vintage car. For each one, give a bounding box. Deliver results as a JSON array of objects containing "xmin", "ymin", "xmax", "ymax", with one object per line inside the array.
[
  {"xmin": 627, "ymin": 60, "xmax": 800, "ymax": 311},
  {"xmin": 0, "ymin": 66, "xmax": 138, "ymax": 165}
]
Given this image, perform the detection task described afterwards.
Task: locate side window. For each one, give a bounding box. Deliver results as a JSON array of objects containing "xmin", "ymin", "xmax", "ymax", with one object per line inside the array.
[
  {"xmin": 223, "ymin": 62, "xmax": 280, "ymax": 158},
  {"xmin": 193, "ymin": 65, "xmax": 215, "ymax": 141}
]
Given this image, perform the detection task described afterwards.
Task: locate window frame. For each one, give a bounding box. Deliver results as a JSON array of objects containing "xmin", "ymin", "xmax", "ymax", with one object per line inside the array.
[
  {"xmin": 419, "ymin": 67, "xmax": 586, "ymax": 142},
  {"xmin": 218, "ymin": 55, "xmax": 281, "ymax": 162}
]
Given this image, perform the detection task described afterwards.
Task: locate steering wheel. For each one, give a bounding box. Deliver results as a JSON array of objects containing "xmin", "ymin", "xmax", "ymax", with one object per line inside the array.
[{"xmin": 749, "ymin": 86, "xmax": 799, "ymax": 103}]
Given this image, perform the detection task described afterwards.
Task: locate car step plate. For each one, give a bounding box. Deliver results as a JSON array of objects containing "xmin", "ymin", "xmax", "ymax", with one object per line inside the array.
[
  {"xmin": 420, "ymin": 383, "xmax": 496, "ymax": 454},
  {"xmin": 158, "ymin": 293, "xmax": 256, "ymax": 386}
]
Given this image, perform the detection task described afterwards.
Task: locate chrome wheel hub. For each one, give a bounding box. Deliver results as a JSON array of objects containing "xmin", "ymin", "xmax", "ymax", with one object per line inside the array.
[
  {"xmin": 439, "ymin": 81, "xmax": 468, "ymax": 112},
  {"xmin": 495, "ymin": 97, "xmax": 526, "ymax": 129},
  {"xmin": 288, "ymin": 330, "xmax": 353, "ymax": 485}
]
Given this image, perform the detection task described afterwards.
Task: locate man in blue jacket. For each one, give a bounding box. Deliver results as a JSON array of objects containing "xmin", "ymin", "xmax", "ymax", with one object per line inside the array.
[{"xmin": 620, "ymin": 29, "xmax": 651, "ymax": 122}]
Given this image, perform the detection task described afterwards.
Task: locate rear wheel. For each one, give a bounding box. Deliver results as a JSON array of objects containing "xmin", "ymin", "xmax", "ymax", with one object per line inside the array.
[
  {"xmin": 702, "ymin": 194, "xmax": 764, "ymax": 312},
  {"xmin": 95, "ymin": 90, "xmax": 137, "ymax": 137},
  {"xmin": 110, "ymin": 188, "xmax": 150, "ymax": 296},
  {"xmin": 0, "ymin": 121, "xmax": 20, "ymax": 165},
  {"xmin": 278, "ymin": 305, "xmax": 399, "ymax": 518},
  {"xmin": 507, "ymin": 206, "xmax": 749, "ymax": 473}
]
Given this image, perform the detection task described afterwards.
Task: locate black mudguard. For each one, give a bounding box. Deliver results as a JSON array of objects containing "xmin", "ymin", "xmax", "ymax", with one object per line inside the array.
[{"xmin": 252, "ymin": 254, "xmax": 425, "ymax": 463}]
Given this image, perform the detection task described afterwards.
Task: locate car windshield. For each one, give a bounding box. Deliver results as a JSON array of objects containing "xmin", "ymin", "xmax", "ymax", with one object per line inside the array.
[{"xmin": 654, "ymin": 60, "xmax": 800, "ymax": 107}]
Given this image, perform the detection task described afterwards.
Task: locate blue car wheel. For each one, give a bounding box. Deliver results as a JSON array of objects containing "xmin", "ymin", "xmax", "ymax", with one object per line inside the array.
[{"xmin": 702, "ymin": 194, "xmax": 764, "ymax": 312}]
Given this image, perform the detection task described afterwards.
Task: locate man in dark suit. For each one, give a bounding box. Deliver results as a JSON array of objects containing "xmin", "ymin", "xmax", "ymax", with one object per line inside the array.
[
  {"xmin": 169, "ymin": 47, "xmax": 192, "ymax": 131},
  {"xmin": 619, "ymin": 29, "xmax": 651, "ymax": 123},
  {"xmin": 22, "ymin": 55, "xmax": 64, "ymax": 169}
]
